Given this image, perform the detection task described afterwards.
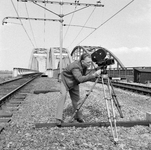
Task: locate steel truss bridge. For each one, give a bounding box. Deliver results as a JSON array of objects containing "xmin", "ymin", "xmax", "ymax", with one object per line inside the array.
[
  {"xmin": 13, "ymin": 45, "xmax": 136, "ymax": 81},
  {"xmin": 71, "ymin": 46, "xmax": 125, "ymax": 69},
  {"xmin": 71, "ymin": 46, "xmax": 135, "ymax": 81}
]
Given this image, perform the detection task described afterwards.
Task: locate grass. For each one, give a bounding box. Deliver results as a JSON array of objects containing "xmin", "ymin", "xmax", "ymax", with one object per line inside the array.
[{"xmin": 0, "ymin": 70, "xmax": 12, "ymax": 82}]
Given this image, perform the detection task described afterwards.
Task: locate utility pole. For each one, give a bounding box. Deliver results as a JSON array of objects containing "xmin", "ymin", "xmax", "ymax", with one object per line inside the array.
[
  {"xmin": 59, "ymin": 0, "xmax": 63, "ymax": 74},
  {"xmin": 14, "ymin": 0, "xmax": 104, "ymax": 75}
]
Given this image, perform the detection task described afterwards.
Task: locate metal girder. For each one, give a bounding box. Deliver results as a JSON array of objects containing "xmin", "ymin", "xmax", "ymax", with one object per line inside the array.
[
  {"xmin": 2, "ymin": 16, "xmax": 60, "ymax": 25},
  {"xmin": 18, "ymin": 0, "xmax": 104, "ymax": 7},
  {"xmin": 71, "ymin": 46, "xmax": 125, "ymax": 69},
  {"xmin": 63, "ymin": 24, "xmax": 96, "ymax": 29}
]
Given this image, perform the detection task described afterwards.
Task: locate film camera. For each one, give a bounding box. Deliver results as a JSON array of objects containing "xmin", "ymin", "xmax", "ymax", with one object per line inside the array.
[{"xmin": 91, "ymin": 48, "xmax": 115, "ymax": 69}]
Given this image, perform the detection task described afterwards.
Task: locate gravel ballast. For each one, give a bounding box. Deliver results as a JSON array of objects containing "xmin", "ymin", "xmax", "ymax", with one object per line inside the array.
[{"xmin": 0, "ymin": 77, "xmax": 151, "ymax": 150}]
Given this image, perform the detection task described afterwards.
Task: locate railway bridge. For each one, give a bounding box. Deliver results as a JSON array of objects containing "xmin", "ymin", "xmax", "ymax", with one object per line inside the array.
[
  {"xmin": 13, "ymin": 46, "xmax": 125, "ymax": 78},
  {"xmin": 71, "ymin": 46, "xmax": 125, "ymax": 69},
  {"xmin": 13, "ymin": 46, "xmax": 151, "ymax": 83}
]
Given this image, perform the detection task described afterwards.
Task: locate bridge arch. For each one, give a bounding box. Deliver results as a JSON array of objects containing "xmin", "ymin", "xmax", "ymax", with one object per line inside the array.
[
  {"xmin": 71, "ymin": 46, "xmax": 125, "ymax": 69},
  {"xmin": 29, "ymin": 47, "xmax": 72, "ymax": 77}
]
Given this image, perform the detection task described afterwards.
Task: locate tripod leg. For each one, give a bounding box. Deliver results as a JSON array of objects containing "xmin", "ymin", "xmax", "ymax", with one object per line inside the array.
[
  {"xmin": 109, "ymin": 79, "xmax": 123, "ymax": 118},
  {"xmin": 108, "ymin": 81, "xmax": 119, "ymax": 140},
  {"xmin": 102, "ymin": 76, "xmax": 118, "ymax": 143},
  {"xmin": 69, "ymin": 77, "xmax": 100, "ymax": 122},
  {"xmin": 110, "ymin": 97, "xmax": 118, "ymax": 142}
]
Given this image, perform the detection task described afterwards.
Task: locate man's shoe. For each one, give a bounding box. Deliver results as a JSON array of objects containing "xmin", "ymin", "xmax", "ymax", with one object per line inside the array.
[
  {"xmin": 56, "ymin": 119, "xmax": 63, "ymax": 127},
  {"xmin": 75, "ymin": 117, "xmax": 85, "ymax": 123}
]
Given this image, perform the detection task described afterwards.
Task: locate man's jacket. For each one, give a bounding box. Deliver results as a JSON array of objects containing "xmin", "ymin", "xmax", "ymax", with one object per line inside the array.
[{"xmin": 61, "ymin": 60, "xmax": 95, "ymax": 90}]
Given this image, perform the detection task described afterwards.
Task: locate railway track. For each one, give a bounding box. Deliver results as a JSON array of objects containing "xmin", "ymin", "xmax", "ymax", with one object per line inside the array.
[
  {"xmin": 111, "ymin": 81, "xmax": 151, "ymax": 96},
  {"xmin": 0, "ymin": 72, "xmax": 42, "ymax": 132},
  {"xmin": 0, "ymin": 77, "xmax": 151, "ymax": 149},
  {"xmin": 95, "ymin": 77, "xmax": 151, "ymax": 96}
]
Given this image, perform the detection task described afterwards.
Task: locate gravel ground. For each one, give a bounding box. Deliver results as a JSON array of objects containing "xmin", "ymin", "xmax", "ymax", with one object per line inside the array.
[{"xmin": 0, "ymin": 77, "xmax": 151, "ymax": 150}]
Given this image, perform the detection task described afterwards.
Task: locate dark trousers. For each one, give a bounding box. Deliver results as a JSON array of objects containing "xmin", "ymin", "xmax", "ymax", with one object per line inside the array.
[{"xmin": 56, "ymin": 82, "xmax": 81, "ymax": 120}]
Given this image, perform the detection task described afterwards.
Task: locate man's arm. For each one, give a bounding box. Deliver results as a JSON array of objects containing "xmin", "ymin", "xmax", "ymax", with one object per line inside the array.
[{"xmin": 72, "ymin": 68, "xmax": 95, "ymax": 83}]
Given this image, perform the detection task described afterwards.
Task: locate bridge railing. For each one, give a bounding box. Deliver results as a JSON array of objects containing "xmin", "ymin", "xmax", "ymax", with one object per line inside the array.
[{"xmin": 13, "ymin": 68, "xmax": 39, "ymax": 77}]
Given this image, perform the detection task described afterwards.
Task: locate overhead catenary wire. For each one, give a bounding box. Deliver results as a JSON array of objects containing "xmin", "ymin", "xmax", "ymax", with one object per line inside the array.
[
  {"xmin": 11, "ymin": 0, "xmax": 35, "ymax": 47},
  {"xmin": 67, "ymin": 7, "xmax": 96, "ymax": 49},
  {"xmin": 76, "ymin": 0, "xmax": 135, "ymax": 46},
  {"xmin": 12, "ymin": 1, "xmax": 134, "ymax": 51},
  {"xmin": 22, "ymin": 0, "xmax": 101, "ymax": 50},
  {"xmin": 63, "ymin": 2, "xmax": 78, "ymax": 40},
  {"xmin": 33, "ymin": 1, "xmax": 59, "ymax": 17},
  {"xmin": 25, "ymin": 3, "xmax": 37, "ymax": 47},
  {"xmin": 64, "ymin": 5, "xmax": 89, "ymax": 17}
]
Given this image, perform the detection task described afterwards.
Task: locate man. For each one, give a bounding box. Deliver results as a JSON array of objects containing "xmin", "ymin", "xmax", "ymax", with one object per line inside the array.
[{"xmin": 55, "ymin": 53, "xmax": 101, "ymax": 125}]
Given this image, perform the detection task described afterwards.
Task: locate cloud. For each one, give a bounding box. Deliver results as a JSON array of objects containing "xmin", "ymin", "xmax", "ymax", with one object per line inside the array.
[
  {"xmin": 111, "ymin": 47, "xmax": 150, "ymax": 53},
  {"xmin": 110, "ymin": 47, "xmax": 151, "ymax": 67}
]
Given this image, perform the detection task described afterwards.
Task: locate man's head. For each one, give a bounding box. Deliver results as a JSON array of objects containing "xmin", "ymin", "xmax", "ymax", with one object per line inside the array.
[{"xmin": 80, "ymin": 53, "xmax": 92, "ymax": 68}]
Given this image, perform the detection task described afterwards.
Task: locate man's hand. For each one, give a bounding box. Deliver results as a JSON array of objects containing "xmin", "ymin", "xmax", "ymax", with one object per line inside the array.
[{"xmin": 93, "ymin": 69, "xmax": 102, "ymax": 77}]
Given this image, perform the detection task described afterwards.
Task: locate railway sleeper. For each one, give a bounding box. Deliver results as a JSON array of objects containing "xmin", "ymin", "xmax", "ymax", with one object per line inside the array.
[
  {"xmin": 4, "ymin": 107, "xmax": 19, "ymax": 112},
  {"xmin": 4, "ymin": 103, "xmax": 19, "ymax": 107},
  {"xmin": 0, "ymin": 118, "xmax": 11, "ymax": 123},
  {"xmin": 35, "ymin": 120, "xmax": 151, "ymax": 128},
  {"xmin": 33, "ymin": 89, "xmax": 60, "ymax": 94},
  {"xmin": 8, "ymin": 100, "xmax": 22, "ymax": 104},
  {"xmin": 20, "ymin": 91, "xmax": 31, "ymax": 94},
  {"xmin": 0, "ymin": 122, "xmax": 10, "ymax": 133},
  {"xmin": 2, "ymin": 102, "xmax": 20, "ymax": 111},
  {"xmin": 0, "ymin": 110, "xmax": 13, "ymax": 118},
  {"xmin": 0, "ymin": 124, "xmax": 5, "ymax": 133},
  {"xmin": 35, "ymin": 113, "xmax": 151, "ymax": 128},
  {"xmin": 10, "ymin": 98, "xmax": 25, "ymax": 101},
  {"xmin": 13, "ymin": 94, "xmax": 26, "ymax": 99}
]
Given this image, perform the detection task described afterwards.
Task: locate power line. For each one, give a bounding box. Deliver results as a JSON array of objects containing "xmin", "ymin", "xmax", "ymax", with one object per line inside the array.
[
  {"xmin": 32, "ymin": 1, "xmax": 59, "ymax": 17},
  {"xmin": 16, "ymin": 0, "xmax": 104, "ymax": 49},
  {"xmin": 11, "ymin": 0, "xmax": 35, "ymax": 47},
  {"xmin": 77, "ymin": 0, "xmax": 134, "ymax": 45},
  {"xmin": 64, "ymin": 5, "xmax": 89, "ymax": 17},
  {"xmin": 67, "ymin": 7, "xmax": 96, "ymax": 49},
  {"xmin": 25, "ymin": 3, "xmax": 37, "ymax": 47},
  {"xmin": 63, "ymin": 2, "xmax": 78, "ymax": 40}
]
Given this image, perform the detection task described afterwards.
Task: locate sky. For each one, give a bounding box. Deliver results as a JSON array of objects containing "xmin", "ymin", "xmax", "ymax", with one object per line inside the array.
[{"xmin": 0, "ymin": 0, "xmax": 151, "ymax": 71}]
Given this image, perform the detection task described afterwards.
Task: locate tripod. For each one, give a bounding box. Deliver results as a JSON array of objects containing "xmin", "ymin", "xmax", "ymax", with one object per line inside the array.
[
  {"xmin": 69, "ymin": 72, "xmax": 123, "ymax": 143},
  {"xmin": 101, "ymin": 73, "xmax": 123, "ymax": 143}
]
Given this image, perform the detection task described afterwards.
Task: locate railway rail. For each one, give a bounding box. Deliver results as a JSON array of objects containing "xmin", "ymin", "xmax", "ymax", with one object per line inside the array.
[
  {"xmin": 95, "ymin": 78, "xmax": 151, "ymax": 96},
  {"xmin": 111, "ymin": 81, "xmax": 151, "ymax": 96},
  {"xmin": 0, "ymin": 72, "xmax": 42, "ymax": 132}
]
